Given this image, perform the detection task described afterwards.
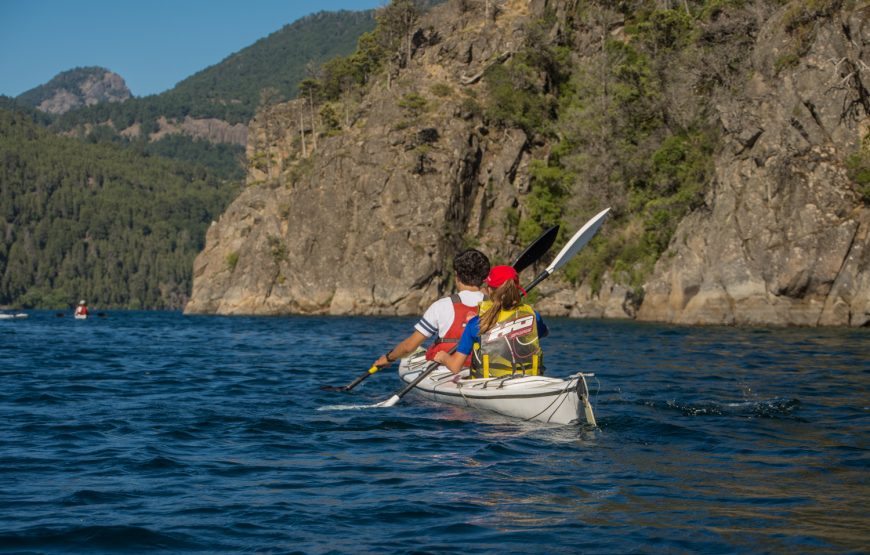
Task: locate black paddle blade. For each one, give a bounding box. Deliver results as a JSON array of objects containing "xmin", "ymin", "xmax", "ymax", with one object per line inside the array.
[
  {"xmin": 511, "ymin": 224, "xmax": 559, "ymax": 273},
  {"xmin": 321, "ymin": 365, "xmax": 380, "ymax": 393},
  {"xmin": 320, "ymin": 385, "xmax": 350, "ymax": 392}
]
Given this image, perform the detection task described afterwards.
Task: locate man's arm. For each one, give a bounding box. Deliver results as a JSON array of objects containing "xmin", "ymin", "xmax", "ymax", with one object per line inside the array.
[{"xmin": 373, "ymin": 331, "xmax": 428, "ymax": 367}]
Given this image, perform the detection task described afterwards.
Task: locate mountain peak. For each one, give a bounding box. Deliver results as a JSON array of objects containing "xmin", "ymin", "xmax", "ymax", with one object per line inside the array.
[{"xmin": 16, "ymin": 66, "xmax": 131, "ymax": 115}]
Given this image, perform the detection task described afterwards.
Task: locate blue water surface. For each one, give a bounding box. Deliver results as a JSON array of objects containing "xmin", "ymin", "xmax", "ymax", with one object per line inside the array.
[{"xmin": 0, "ymin": 311, "xmax": 867, "ymax": 554}]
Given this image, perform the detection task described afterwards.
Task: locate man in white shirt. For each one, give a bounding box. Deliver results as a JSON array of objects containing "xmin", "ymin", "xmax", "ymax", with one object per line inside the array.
[{"xmin": 373, "ymin": 249, "xmax": 490, "ymax": 368}]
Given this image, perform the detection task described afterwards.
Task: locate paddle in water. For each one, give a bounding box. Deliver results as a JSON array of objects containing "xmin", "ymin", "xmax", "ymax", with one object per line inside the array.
[
  {"xmin": 320, "ymin": 224, "xmax": 560, "ymax": 393},
  {"xmin": 373, "ymin": 208, "xmax": 610, "ymax": 409}
]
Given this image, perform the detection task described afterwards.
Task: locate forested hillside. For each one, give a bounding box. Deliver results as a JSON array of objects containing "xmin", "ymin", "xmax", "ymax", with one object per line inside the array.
[
  {"xmin": 51, "ymin": 11, "xmax": 376, "ymax": 130},
  {"xmin": 14, "ymin": 10, "xmax": 379, "ymax": 181},
  {"xmin": 0, "ymin": 109, "xmax": 238, "ymax": 309}
]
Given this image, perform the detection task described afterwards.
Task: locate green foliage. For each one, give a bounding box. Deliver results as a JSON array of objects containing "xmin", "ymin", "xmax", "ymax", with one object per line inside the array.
[
  {"xmin": 846, "ymin": 133, "xmax": 870, "ymax": 203},
  {"xmin": 395, "ymin": 92, "xmax": 428, "ymax": 129},
  {"xmin": 774, "ymin": 52, "xmax": 802, "ymax": 72},
  {"xmin": 0, "ymin": 96, "xmax": 53, "ymax": 126},
  {"xmin": 503, "ymin": 205, "xmax": 519, "ymax": 233},
  {"xmin": 430, "ymin": 83, "xmax": 453, "ymax": 97},
  {"xmin": 226, "ymin": 251, "xmax": 240, "ymax": 272},
  {"xmin": 782, "ymin": 0, "xmax": 843, "ymax": 33},
  {"xmin": 319, "ymin": 104, "xmax": 342, "ymax": 134},
  {"xmin": 459, "ymin": 96, "xmax": 482, "ymax": 119},
  {"xmin": 135, "ymin": 135, "xmax": 246, "ymax": 180},
  {"xmin": 375, "ymin": 0, "xmax": 419, "ymax": 64},
  {"xmin": 631, "ymin": 9, "xmax": 694, "ymax": 51},
  {"xmin": 398, "ymin": 92, "xmax": 427, "ymax": 117},
  {"xmin": 492, "ymin": 4, "xmax": 729, "ymax": 294},
  {"xmin": 698, "ymin": 0, "xmax": 749, "ymax": 20},
  {"xmin": 18, "ymin": 286, "xmax": 72, "ymax": 310},
  {"xmin": 0, "ymin": 109, "xmax": 239, "ymax": 309},
  {"xmin": 518, "ymin": 161, "xmax": 571, "ymax": 244},
  {"xmin": 482, "ymin": 11, "xmax": 573, "ymax": 134},
  {"xmin": 776, "ymin": 0, "xmax": 844, "ymax": 73},
  {"xmin": 267, "ymin": 235, "xmax": 288, "ymax": 264},
  {"xmin": 484, "ymin": 62, "xmax": 551, "ymax": 134}
]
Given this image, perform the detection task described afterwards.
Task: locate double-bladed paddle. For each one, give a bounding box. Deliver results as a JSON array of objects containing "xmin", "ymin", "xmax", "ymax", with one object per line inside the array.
[
  {"xmin": 321, "ymin": 224, "xmax": 560, "ymax": 392},
  {"xmin": 510, "ymin": 223, "xmax": 560, "ymax": 274},
  {"xmin": 375, "ymin": 207, "xmax": 611, "ymax": 408}
]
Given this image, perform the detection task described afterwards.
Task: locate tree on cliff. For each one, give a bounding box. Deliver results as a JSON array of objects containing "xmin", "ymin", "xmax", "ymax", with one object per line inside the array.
[{"xmin": 376, "ymin": 0, "xmax": 420, "ymax": 85}]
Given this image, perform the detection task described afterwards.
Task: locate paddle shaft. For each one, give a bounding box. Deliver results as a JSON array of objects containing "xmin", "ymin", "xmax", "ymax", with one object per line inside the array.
[
  {"xmin": 322, "ymin": 365, "xmax": 380, "ymax": 391},
  {"xmin": 523, "ymin": 269, "xmax": 550, "ymax": 293},
  {"xmin": 345, "ymin": 366, "xmax": 380, "ymax": 390}
]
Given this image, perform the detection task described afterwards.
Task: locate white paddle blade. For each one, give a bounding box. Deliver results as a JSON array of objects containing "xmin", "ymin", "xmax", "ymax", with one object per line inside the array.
[
  {"xmin": 375, "ymin": 395, "xmax": 401, "ymax": 408},
  {"xmin": 546, "ymin": 208, "xmax": 611, "ymax": 274}
]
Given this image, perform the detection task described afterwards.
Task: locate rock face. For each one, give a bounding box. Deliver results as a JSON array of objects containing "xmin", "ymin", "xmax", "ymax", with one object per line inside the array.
[
  {"xmin": 186, "ymin": 2, "xmax": 536, "ymax": 316},
  {"xmin": 17, "ymin": 67, "xmax": 131, "ymax": 115},
  {"xmin": 148, "ymin": 116, "xmax": 248, "ymax": 146},
  {"xmin": 187, "ymin": 1, "xmax": 870, "ymax": 327},
  {"xmin": 637, "ymin": 6, "xmax": 870, "ymax": 327}
]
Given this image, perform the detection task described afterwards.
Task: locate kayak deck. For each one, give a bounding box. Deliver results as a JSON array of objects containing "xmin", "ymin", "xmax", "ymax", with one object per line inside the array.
[{"xmin": 398, "ymin": 353, "xmax": 596, "ymax": 426}]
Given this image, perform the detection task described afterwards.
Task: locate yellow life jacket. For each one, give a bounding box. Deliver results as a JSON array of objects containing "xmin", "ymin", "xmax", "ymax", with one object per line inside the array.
[{"xmin": 471, "ymin": 300, "xmax": 543, "ymax": 379}]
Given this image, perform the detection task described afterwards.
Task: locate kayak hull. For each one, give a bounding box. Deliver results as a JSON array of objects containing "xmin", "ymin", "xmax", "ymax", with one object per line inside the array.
[
  {"xmin": 398, "ymin": 353, "xmax": 596, "ymax": 426},
  {"xmin": 0, "ymin": 313, "xmax": 27, "ymax": 319}
]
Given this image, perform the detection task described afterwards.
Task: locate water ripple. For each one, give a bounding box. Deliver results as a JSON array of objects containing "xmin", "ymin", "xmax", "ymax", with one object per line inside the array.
[{"xmin": 0, "ymin": 311, "xmax": 866, "ymax": 553}]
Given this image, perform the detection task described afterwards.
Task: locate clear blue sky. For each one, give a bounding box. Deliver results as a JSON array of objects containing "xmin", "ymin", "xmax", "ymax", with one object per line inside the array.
[{"xmin": 0, "ymin": 0, "xmax": 383, "ymax": 98}]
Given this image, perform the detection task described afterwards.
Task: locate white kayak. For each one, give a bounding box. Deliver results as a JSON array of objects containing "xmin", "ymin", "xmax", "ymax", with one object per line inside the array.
[
  {"xmin": 74, "ymin": 313, "xmax": 87, "ymax": 320},
  {"xmin": 0, "ymin": 313, "xmax": 27, "ymax": 319},
  {"xmin": 397, "ymin": 352, "xmax": 597, "ymax": 426}
]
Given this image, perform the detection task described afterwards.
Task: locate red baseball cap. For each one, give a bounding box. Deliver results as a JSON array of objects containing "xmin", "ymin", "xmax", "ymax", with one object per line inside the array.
[{"xmin": 484, "ymin": 265, "xmax": 526, "ymax": 295}]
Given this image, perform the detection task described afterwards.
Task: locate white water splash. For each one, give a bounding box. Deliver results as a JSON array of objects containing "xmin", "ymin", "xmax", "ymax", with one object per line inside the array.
[{"xmin": 317, "ymin": 404, "xmax": 380, "ymax": 411}]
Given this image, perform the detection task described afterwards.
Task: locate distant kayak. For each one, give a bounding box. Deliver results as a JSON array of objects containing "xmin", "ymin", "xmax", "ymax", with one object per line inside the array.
[
  {"xmin": 74, "ymin": 313, "xmax": 88, "ymax": 320},
  {"xmin": 0, "ymin": 313, "xmax": 28, "ymax": 320}
]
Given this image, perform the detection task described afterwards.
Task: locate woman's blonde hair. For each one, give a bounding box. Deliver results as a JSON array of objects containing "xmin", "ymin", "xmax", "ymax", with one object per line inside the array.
[{"xmin": 479, "ymin": 279, "xmax": 523, "ymax": 333}]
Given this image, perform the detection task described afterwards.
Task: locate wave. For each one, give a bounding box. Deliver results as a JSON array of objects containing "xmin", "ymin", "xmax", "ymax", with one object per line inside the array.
[
  {"xmin": 657, "ymin": 397, "xmax": 802, "ymax": 418},
  {"xmin": 0, "ymin": 525, "xmax": 200, "ymax": 551}
]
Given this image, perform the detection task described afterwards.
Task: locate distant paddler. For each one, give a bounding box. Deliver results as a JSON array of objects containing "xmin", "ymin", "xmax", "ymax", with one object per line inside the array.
[{"xmin": 74, "ymin": 300, "xmax": 89, "ymax": 320}]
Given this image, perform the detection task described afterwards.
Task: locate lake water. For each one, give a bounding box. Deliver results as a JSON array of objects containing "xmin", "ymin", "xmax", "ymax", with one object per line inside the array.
[{"xmin": 1, "ymin": 311, "xmax": 867, "ymax": 553}]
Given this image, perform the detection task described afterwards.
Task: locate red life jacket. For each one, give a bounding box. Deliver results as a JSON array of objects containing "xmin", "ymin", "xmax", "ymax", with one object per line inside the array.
[{"xmin": 425, "ymin": 293, "xmax": 478, "ymax": 367}]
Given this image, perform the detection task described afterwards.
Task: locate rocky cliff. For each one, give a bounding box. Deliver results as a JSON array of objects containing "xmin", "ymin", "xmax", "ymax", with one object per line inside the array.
[
  {"xmin": 186, "ymin": 0, "xmax": 869, "ymax": 327},
  {"xmin": 186, "ymin": 1, "xmax": 538, "ymax": 315},
  {"xmin": 17, "ymin": 67, "xmax": 131, "ymax": 115},
  {"xmin": 637, "ymin": 4, "xmax": 870, "ymax": 326}
]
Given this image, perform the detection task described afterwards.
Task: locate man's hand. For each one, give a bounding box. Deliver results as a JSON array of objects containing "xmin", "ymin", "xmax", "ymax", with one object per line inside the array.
[{"xmin": 374, "ymin": 354, "xmax": 392, "ymax": 368}]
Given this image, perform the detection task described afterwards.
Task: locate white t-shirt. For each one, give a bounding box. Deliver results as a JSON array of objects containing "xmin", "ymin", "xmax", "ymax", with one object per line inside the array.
[{"xmin": 415, "ymin": 290, "xmax": 485, "ymax": 339}]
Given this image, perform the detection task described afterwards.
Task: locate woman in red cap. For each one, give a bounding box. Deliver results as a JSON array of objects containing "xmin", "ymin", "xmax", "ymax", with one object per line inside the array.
[{"xmin": 433, "ymin": 265, "xmax": 548, "ymax": 378}]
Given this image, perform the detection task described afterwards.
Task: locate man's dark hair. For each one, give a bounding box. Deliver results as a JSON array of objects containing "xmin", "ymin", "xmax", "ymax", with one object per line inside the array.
[{"xmin": 453, "ymin": 248, "xmax": 490, "ymax": 287}]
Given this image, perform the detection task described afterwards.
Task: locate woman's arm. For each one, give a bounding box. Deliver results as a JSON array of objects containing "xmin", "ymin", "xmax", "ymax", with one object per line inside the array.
[
  {"xmin": 535, "ymin": 311, "xmax": 549, "ymax": 338},
  {"xmin": 433, "ymin": 350, "xmax": 467, "ymax": 374}
]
